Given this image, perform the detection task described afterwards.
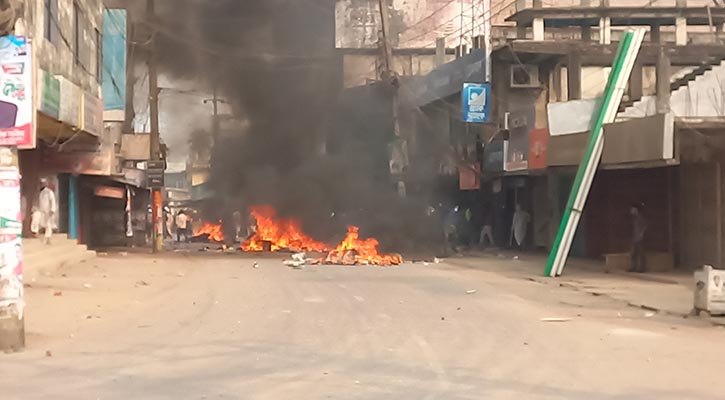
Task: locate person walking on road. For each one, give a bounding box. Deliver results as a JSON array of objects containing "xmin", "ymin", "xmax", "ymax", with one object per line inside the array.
[
  {"xmin": 38, "ymin": 178, "xmax": 56, "ymax": 245},
  {"xmin": 629, "ymin": 204, "xmax": 648, "ymax": 273}
]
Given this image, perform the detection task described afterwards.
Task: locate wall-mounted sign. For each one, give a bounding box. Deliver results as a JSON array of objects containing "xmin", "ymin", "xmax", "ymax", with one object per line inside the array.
[
  {"xmin": 81, "ymin": 92, "xmax": 103, "ymax": 136},
  {"xmin": 462, "ymin": 82, "xmax": 491, "ymax": 123},
  {"xmin": 39, "ymin": 69, "xmax": 60, "ymax": 119},
  {"xmin": 529, "ymin": 128, "xmax": 549, "ymax": 170},
  {"xmin": 0, "ymin": 36, "xmax": 34, "ymax": 148},
  {"xmin": 94, "ymin": 185, "xmax": 125, "ymax": 199}
]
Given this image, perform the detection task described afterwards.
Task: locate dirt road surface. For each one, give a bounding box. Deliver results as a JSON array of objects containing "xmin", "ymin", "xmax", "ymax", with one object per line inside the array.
[{"xmin": 2, "ymin": 254, "xmax": 724, "ymax": 399}]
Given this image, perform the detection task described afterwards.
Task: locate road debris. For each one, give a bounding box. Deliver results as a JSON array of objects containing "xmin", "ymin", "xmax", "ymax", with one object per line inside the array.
[
  {"xmin": 53, "ymin": 291, "xmax": 62, "ymax": 297},
  {"xmin": 45, "ymin": 350, "xmax": 52, "ymax": 357},
  {"xmin": 644, "ymin": 312, "xmax": 656, "ymax": 318},
  {"xmin": 252, "ymin": 262, "xmax": 259, "ymax": 269},
  {"xmin": 83, "ymin": 283, "xmax": 92, "ymax": 289},
  {"xmin": 433, "ymin": 257, "xmax": 442, "ymax": 264},
  {"xmin": 135, "ymin": 280, "xmax": 150, "ymax": 287},
  {"xmin": 540, "ymin": 317, "xmax": 572, "ymax": 323},
  {"xmin": 466, "ymin": 289, "xmax": 478, "ymax": 295}
]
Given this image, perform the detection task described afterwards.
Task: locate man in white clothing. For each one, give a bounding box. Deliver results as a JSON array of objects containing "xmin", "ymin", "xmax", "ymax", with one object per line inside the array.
[{"xmin": 38, "ymin": 178, "xmax": 56, "ymax": 244}]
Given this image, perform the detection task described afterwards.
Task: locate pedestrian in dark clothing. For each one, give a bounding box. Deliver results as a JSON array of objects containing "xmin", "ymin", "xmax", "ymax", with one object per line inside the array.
[{"xmin": 629, "ymin": 204, "xmax": 647, "ymax": 273}]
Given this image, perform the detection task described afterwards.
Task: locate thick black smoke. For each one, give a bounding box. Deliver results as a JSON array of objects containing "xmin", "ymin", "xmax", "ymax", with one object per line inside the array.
[{"xmin": 147, "ymin": 0, "xmax": 443, "ymax": 251}]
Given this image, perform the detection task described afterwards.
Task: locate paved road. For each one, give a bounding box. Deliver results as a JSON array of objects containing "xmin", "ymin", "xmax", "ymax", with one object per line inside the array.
[{"xmin": 3, "ymin": 254, "xmax": 725, "ymax": 399}]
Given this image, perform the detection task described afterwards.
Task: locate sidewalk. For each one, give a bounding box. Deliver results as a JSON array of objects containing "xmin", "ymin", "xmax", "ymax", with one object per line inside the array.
[{"xmin": 443, "ymin": 250, "xmax": 725, "ymax": 326}]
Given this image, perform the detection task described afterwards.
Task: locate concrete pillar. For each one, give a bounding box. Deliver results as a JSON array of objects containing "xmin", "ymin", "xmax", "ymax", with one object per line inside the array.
[
  {"xmin": 435, "ymin": 37, "xmax": 446, "ymax": 66},
  {"xmin": 582, "ymin": 25, "xmax": 592, "ymax": 41},
  {"xmin": 651, "ymin": 24, "xmax": 661, "ymax": 43},
  {"xmin": 517, "ymin": 25, "xmax": 527, "ymax": 39},
  {"xmin": 568, "ymin": 54, "xmax": 582, "ymax": 100},
  {"xmin": 533, "ymin": 18, "xmax": 545, "ymax": 41},
  {"xmin": 599, "ymin": 17, "xmax": 611, "ymax": 45},
  {"xmin": 68, "ymin": 175, "xmax": 79, "ymax": 240},
  {"xmin": 676, "ymin": 17, "xmax": 688, "ymax": 45},
  {"xmin": 552, "ymin": 64, "xmax": 563, "ymax": 102},
  {"xmin": 656, "ymin": 47, "xmax": 671, "ymax": 114},
  {"xmin": 676, "ymin": 0, "xmax": 687, "ymax": 6},
  {"xmin": 629, "ymin": 58, "xmax": 643, "ymax": 103}
]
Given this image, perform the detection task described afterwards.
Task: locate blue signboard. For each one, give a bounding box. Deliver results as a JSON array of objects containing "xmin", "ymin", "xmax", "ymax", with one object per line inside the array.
[{"xmin": 462, "ymin": 82, "xmax": 491, "ymax": 123}]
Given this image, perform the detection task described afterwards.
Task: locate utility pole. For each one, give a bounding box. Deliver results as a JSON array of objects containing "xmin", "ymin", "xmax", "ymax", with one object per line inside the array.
[
  {"xmin": 376, "ymin": 0, "xmax": 407, "ymax": 197},
  {"xmin": 147, "ymin": 0, "xmax": 163, "ymax": 253}
]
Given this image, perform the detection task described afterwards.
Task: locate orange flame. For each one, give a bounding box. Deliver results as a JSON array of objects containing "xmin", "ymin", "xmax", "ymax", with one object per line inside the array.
[
  {"xmin": 194, "ymin": 222, "xmax": 224, "ymax": 242},
  {"xmin": 241, "ymin": 205, "xmax": 329, "ymax": 252},
  {"xmin": 323, "ymin": 226, "xmax": 402, "ymax": 266}
]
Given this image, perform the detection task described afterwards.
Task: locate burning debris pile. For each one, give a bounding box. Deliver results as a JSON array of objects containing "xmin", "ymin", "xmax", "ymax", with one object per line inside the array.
[
  {"xmin": 242, "ymin": 206, "xmax": 329, "ymax": 252},
  {"xmin": 192, "ymin": 222, "xmax": 224, "ymax": 243},
  {"xmin": 241, "ymin": 205, "xmax": 402, "ymax": 266},
  {"xmin": 319, "ymin": 226, "xmax": 402, "ymax": 266}
]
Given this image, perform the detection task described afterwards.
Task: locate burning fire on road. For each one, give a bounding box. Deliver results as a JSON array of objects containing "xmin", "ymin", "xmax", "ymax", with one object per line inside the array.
[
  {"xmin": 241, "ymin": 205, "xmax": 329, "ymax": 252},
  {"xmin": 193, "ymin": 222, "xmax": 225, "ymax": 242},
  {"xmin": 242, "ymin": 205, "xmax": 402, "ymax": 266}
]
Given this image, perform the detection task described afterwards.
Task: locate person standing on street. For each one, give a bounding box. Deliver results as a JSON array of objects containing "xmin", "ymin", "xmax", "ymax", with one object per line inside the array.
[
  {"xmin": 38, "ymin": 178, "xmax": 56, "ymax": 245},
  {"xmin": 510, "ymin": 203, "xmax": 530, "ymax": 250},
  {"xmin": 175, "ymin": 210, "xmax": 189, "ymax": 243},
  {"xmin": 629, "ymin": 204, "xmax": 648, "ymax": 273}
]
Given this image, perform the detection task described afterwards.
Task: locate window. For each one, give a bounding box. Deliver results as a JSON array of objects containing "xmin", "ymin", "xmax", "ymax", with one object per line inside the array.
[
  {"xmin": 73, "ymin": 2, "xmax": 82, "ymax": 66},
  {"xmin": 95, "ymin": 28, "xmax": 102, "ymax": 82},
  {"xmin": 44, "ymin": 0, "xmax": 59, "ymax": 45}
]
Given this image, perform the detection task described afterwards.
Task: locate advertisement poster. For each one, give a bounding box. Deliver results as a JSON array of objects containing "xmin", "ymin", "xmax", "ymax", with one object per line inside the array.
[
  {"xmin": 0, "ymin": 36, "xmax": 33, "ymax": 148},
  {"xmin": 0, "ymin": 147, "xmax": 23, "ymax": 317}
]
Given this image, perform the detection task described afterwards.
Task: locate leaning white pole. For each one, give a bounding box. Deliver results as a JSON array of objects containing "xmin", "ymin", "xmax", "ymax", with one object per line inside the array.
[{"xmin": 545, "ymin": 29, "xmax": 647, "ymax": 277}]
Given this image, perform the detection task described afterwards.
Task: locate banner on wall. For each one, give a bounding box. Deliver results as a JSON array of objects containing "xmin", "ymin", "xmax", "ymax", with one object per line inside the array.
[
  {"xmin": 0, "ymin": 36, "xmax": 33, "ymax": 148},
  {"xmin": 0, "ymin": 147, "xmax": 23, "ymax": 318}
]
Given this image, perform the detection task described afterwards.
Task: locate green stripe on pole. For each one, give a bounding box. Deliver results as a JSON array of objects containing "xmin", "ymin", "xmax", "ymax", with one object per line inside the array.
[{"xmin": 545, "ymin": 30, "xmax": 645, "ymax": 277}]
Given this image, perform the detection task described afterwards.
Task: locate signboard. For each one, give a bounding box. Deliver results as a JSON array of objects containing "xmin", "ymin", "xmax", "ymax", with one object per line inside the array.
[
  {"xmin": 529, "ymin": 128, "xmax": 549, "ymax": 170},
  {"xmin": 38, "ymin": 69, "xmax": 60, "ymax": 119},
  {"xmin": 42, "ymin": 147, "xmax": 113, "ymax": 176},
  {"xmin": 147, "ymin": 168, "xmax": 165, "ymax": 188},
  {"xmin": 547, "ymin": 99, "xmax": 598, "ymax": 136},
  {"xmin": 94, "ymin": 185, "xmax": 125, "ymax": 199},
  {"xmin": 483, "ymin": 140, "xmax": 506, "ymax": 173},
  {"xmin": 505, "ymin": 109, "xmax": 533, "ymax": 171},
  {"xmin": 0, "ymin": 36, "xmax": 33, "ymax": 148},
  {"xmin": 81, "ymin": 92, "xmax": 103, "ymax": 136},
  {"xmin": 459, "ymin": 164, "xmax": 480, "ymax": 190},
  {"xmin": 462, "ymin": 83, "xmax": 491, "ymax": 123},
  {"xmin": 58, "ymin": 76, "xmax": 81, "ymax": 126}
]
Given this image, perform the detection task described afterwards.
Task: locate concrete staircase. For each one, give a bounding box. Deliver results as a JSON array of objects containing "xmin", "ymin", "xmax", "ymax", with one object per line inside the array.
[
  {"xmin": 618, "ymin": 55, "xmax": 725, "ymax": 115},
  {"xmin": 23, "ymin": 234, "xmax": 96, "ymax": 280}
]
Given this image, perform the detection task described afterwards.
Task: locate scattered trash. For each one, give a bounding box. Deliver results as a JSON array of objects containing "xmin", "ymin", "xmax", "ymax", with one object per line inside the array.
[
  {"xmin": 433, "ymin": 257, "xmax": 442, "ymax": 264},
  {"xmin": 440, "ymin": 316, "xmax": 445, "ymax": 321},
  {"xmin": 61, "ymin": 273, "xmax": 67, "ymax": 278},
  {"xmin": 83, "ymin": 283, "xmax": 92, "ymax": 289},
  {"xmin": 176, "ymin": 272, "xmax": 185, "ymax": 278},
  {"xmin": 45, "ymin": 350, "xmax": 52, "ymax": 357},
  {"xmin": 53, "ymin": 291, "xmax": 62, "ymax": 297},
  {"xmin": 423, "ymin": 262, "xmax": 429, "ymax": 266},
  {"xmin": 137, "ymin": 325, "xmax": 151, "ymax": 329},
  {"xmin": 457, "ymin": 307, "xmax": 461, "ymax": 311},
  {"xmin": 466, "ymin": 289, "xmax": 477, "ymax": 295},
  {"xmin": 523, "ymin": 342, "xmax": 529, "ymax": 346},
  {"xmin": 85, "ymin": 315, "xmax": 93, "ymax": 319},
  {"xmin": 283, "ymin": 252, "xmax": 309, "ymax": 268},
  {"xmin": 617, "ymin": 312, "xmax": 623, "ymax": 318},
  {"xmin": 135, "ymin": 280, "xmax": 150, "ymax": 287},
  {"xmin": 513, "ymin": 256, "xmax": 520, "ymax": 260},
  {"xmin": 644, "ymin": 312, "xmax": 656, "ymax": 318},
  {"xmin": 540, "ymin": 317, "xmax": 572, "ymax": 323},
  {"xmin": 252, "ymin": 262, "xmax": 259, "ymax": 269},
  {"xmin": 119, "ymin": 252, "xmax": 128, "ymax": 257}
]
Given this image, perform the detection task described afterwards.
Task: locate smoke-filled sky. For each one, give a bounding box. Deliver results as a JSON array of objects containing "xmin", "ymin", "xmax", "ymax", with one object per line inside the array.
[{"xmin": 134, "ymin": 0, "xmax": 442, "ymax": 248}]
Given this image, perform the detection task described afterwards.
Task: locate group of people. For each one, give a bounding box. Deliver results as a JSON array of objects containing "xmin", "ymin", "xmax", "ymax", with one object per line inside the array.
[{"xmin": 442, "ymin": 203, "xmax": 530, "ymax": 255}]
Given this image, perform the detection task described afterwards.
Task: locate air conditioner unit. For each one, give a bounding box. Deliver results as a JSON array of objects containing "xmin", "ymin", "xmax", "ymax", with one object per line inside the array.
[{"xmin": 510, "ymin": 64, "xmax": 540, "ymax": 88}]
